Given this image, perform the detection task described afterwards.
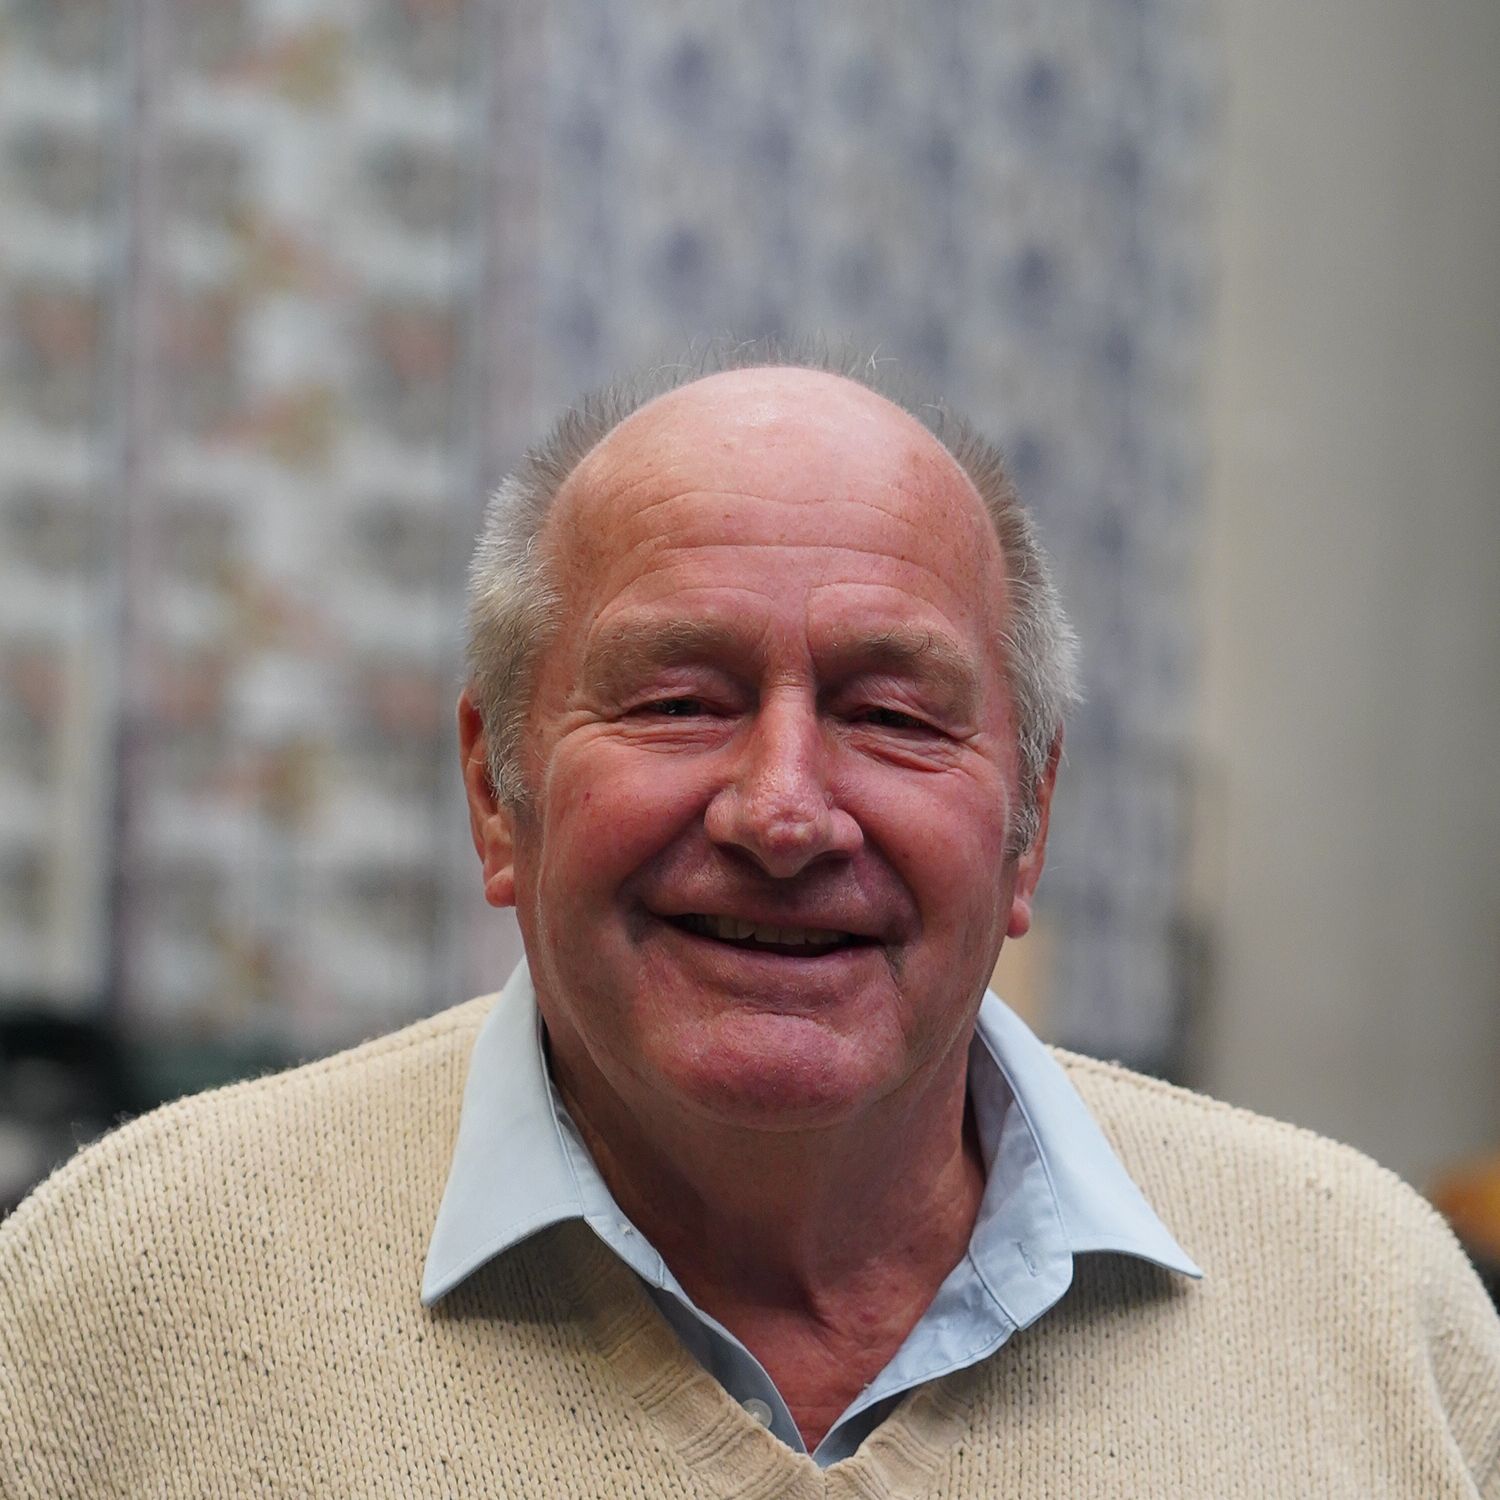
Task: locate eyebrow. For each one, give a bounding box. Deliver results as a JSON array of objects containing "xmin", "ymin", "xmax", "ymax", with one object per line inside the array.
[
  {"xmin": 580, "ymin": 618, "xmax": 746, "ymax": 698},
  {"xmin": 822, "ymin": 625, "xmax": 983, "ymax": 720},
  {"xmin": 581, "ymin": 617, "xmax": 984, "ymax": 720}
]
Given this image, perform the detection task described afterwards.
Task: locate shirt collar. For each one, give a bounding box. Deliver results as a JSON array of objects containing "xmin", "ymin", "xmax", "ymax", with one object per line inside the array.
[{"xmin": 422, "ymin": 960, "xmax": 1199, "ymax": 1306}]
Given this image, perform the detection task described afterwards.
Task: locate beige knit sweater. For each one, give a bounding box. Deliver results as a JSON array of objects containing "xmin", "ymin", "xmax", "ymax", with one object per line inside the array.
[{"xmin": 2, "ymin": 996, "xmax": 1497, "ymax": 1499}]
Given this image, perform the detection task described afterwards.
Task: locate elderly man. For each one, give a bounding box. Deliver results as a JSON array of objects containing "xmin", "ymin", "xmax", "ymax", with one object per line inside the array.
[{"xmin": 3, "ymin": 349, "xmax": 1497, "ymax": 1497}]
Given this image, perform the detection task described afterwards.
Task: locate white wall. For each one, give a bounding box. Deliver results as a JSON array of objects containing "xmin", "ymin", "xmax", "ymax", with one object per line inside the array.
[{"xmin": 1195, "ymin": 0, "xmax": 1500, "ymax": 1185}]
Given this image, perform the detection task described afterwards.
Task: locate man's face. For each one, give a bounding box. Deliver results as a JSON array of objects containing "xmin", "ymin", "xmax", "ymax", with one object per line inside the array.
[{"xmin": 462, "ymin": 368, "xmax": 1054, "ymax": 1134}]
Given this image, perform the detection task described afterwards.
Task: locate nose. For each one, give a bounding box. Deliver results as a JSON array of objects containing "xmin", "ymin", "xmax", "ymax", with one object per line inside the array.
[{"xmin": 703, "ymin": 695, "xmax": 863, "ymax": 878}]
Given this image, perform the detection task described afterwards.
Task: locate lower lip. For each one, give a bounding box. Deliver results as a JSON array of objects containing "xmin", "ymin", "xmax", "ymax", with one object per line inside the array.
[{"xmin": 652, "ymin": 917, "xmax": 883, "ymax": 978}]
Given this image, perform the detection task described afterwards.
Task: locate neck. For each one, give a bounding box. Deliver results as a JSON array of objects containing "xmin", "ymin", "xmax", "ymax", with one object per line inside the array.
[{"xmin": 551, "ymin": 1040, "xmax": 986, "ymax": 1449}]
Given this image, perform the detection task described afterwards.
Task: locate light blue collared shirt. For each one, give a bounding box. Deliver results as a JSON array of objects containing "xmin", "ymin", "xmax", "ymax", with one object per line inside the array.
[{"xmin": 424, "ymin": 962, "xmax": 1200, "ymax": 1466}]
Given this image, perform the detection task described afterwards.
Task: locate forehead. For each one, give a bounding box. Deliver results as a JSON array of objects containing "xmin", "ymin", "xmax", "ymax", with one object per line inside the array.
[{"xmin": 547, "ymin": 368, "xmax": 1004, "ymax": 611}]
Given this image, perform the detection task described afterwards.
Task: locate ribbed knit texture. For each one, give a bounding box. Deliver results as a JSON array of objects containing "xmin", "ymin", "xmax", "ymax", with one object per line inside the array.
[{"xmin": 2, "ymin": 996, "xmax": 1497, "ymax": 1498}]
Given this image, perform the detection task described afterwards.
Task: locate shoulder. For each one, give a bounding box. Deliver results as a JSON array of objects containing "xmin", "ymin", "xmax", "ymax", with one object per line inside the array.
[
  {"xmin": 5, "ymin": 994, "xmax": 494, "ymax": 1226},
  {"xmin": 1053, "ymin": 1046, "xmax": 1500, "ymax": 1333},
  {"xmin": 1052, "ymin": 1050, "xmax": 1500, "ymax": 1479},
  {"xmin": 0, "ymin": 997, "xmax": 503, "ymax": 1495},
  {"xmin": 1053, "ymin": 1046, "xmax": 1455, "ymax": 1251},
  {"xmin": 0, "ymin": 995, "xmax": 493, "ymax": 1288}
]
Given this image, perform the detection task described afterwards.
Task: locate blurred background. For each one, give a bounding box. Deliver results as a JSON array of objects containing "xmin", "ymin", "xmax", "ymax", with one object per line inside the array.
[{"xmin": 0, "ymin": 0, "xmax": 1496, "ymax": 1280}]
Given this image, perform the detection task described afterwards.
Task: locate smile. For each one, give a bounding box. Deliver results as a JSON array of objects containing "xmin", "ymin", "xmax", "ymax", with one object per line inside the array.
[{"xmin": 668, "ymin": 913, "xmax": 871, "ymax": 956}]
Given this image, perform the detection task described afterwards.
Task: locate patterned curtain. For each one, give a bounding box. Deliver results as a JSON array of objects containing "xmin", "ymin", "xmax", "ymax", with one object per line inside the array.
[{"xmin": 0, "ymin": 0, "xmax": 1214, "ymax": 1079}]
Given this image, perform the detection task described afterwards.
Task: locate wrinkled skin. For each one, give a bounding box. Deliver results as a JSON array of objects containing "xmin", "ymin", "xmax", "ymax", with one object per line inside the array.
[{"xmin": 460, "ymin": 366, "xmax": 1055, "ymax": 1142}]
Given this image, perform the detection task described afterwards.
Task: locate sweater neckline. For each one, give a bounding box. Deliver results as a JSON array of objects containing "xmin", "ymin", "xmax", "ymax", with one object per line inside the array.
[{"xmin": 549, "ymin": 1222, "xmax": 985, "ymax": 1499}]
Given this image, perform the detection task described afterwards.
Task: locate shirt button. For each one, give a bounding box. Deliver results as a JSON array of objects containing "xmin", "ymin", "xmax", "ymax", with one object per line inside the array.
[{"xmin": 741, "ymin": 1397, "xmax": 774, "ymax": 1427}]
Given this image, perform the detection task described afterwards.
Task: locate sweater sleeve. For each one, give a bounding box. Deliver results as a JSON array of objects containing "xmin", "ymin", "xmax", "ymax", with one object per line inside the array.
[
  {"xmin": 0, "ymin": 1142, "xmax": 155, "ymax": 1500},
  {"xmin": 0, "ymin": 1174, "xmax": 96, "ymax": 1497},
  {"xmin": 1422, "ymin": 1219, "xmax": 1500, "ymax": 1498},
  {"xmin": 0, "ymin": 1100, "xmax": 214, "ymax": 1499}
]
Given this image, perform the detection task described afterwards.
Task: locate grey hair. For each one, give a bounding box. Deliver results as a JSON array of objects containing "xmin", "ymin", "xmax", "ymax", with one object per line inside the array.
[{"xmin": 465, "ymin": 337, "xmax": 1080, "ymax": 851}]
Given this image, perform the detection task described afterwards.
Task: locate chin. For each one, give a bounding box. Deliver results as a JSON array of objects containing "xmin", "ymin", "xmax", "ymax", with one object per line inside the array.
[{"xmin": 662, "ymin": 1015, "xmax": 897, "ymax": 1133}]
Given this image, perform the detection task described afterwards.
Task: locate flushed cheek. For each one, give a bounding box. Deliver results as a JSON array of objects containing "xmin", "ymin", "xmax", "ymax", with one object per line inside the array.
[
  {"xmin": 538, "ymin": 748, "xmax": 712, "ymax": 900},
  {"xmin": 857, "ymin": 781, "xmax": 1011, "ymax": 947},
  {"xmin": 854, "ymin": 765, "xmax": 1010, "ymax": 874}
]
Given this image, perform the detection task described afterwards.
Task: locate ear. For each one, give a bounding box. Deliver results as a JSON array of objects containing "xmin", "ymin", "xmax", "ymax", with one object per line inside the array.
[
  {"xmin": 1006, "ymin": 730, "xmax": 1063, "ymax": 940},
  {"xmin": 458, "ymin": 689, "xmax": 517, "ymax": 908}
]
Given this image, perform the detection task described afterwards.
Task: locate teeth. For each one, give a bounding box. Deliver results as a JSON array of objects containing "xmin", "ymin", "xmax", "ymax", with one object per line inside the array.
[{"xmin": 696, "ymin": 914, "xmax": 851, "ymax": 948}]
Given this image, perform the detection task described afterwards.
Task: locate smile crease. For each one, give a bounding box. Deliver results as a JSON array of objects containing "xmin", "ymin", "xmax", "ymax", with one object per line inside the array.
[{"xmin": 673, "ymin": 913, "xmax": 862, "ymax": 953}]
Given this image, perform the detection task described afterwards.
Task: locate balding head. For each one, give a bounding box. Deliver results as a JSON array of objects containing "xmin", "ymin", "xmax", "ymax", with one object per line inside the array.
[
  {"xmin": 465, "ymin": 342, "xmax": 1077, "ymax": 850},
  {"xmin": 558, "ymin": 365, "xmax": 991, "ymax": 531}
]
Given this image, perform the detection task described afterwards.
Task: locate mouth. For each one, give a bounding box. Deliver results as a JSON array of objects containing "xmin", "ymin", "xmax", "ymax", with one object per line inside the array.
[{"xmin": 665, "ymin": 912, "xmax": 877, "ymax": 958}]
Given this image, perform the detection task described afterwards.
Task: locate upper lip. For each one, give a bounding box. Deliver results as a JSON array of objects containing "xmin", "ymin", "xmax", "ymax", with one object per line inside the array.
[{"xmin": 650, "ymin": 906, "xmax": 888, "ymax": 941}]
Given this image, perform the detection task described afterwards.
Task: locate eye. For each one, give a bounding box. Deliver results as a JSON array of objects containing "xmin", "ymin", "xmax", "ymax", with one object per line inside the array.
[
  {"xmin": 859, "ymin": 707, "xmax": 932, "ymax": 732},
  {"xmin": 638, "ymin": 697, "xmax": 708, "ymax": 718}
]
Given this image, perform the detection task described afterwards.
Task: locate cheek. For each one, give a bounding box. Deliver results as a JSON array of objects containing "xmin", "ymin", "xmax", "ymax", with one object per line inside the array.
[
  {"xmin": 854, "ymin": 764, "xmax": 1012, "ymax": 885},
  {"xmin": 850, "ymin": 766, "xmax": 1015, "ymax": 967},
  {"xmin": 536, "ymin": 745, "xmax": 711, "ymax": 901}
]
